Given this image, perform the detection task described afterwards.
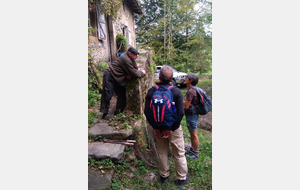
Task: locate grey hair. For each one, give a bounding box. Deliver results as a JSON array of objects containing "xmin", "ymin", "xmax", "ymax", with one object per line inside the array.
[
  {"xmin": 186, "ymin": 73, "xmax": 199, "ymax": 86},
  {"xmin": 159, "ymin": 65, "xmax": 173, "ymax": 84}
]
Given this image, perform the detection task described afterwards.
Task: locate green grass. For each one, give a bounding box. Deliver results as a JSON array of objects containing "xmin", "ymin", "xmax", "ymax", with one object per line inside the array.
[
  {"xmin": 88, "ymin": 85, "xmax": 101, "ymax": 107},
  {"xmin": 197, "ymin": 80, "xmax": 212, "ymax": 88},
  {"xmin": 88, "ymin": 109, "xmax": 100, "ymax": 127},
  {"xmin": 181, "ymin": 115, "xmax": 212, "ymax": 189}
]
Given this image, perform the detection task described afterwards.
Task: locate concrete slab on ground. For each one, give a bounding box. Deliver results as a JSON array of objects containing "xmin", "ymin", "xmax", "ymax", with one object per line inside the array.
[
  {"xmin": 88, "ymin": 166, "xmax": 114, "ymax": 190},
  {"xmin": 88, "ymin": 142, "xmax": 125, "ymax": 163},
  {"xmin": 89, "ymin": 123, "xmax": 133, "ymax": 140}
]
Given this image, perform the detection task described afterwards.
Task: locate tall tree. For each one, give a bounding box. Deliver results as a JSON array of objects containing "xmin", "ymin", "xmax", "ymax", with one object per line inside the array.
[{"xmin": 135, "ymin": 0, "xmax": 212, "ymax": 74}]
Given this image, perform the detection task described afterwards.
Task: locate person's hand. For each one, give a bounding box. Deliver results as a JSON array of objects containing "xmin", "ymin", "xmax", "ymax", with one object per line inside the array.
[
  {"xmin": 154, "ymin": 129, "xmax": 163, "ymax": 137},
  {"xmin": 161, "ymin": 130, "xmax": 173, "ymax": 138},
  {"xmin": 126, "ymin": 74, "xmax": 131, "ymax": 79},
  {"xmin": 137, "ymin": 63, "xmax": 140, "ymax": 67}
]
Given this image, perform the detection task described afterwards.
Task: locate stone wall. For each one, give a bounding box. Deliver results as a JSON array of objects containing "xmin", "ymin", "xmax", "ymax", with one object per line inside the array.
[
  {"xmin": 89, "ymin": 36, "xmax": 107, "ymax": 63},
  {"xmin": 89, "ymin": 2, "xmax": 137, "ymax": 65},
  {"xmin": 125, "ymin": 49, "xmax": 155, "ymax": 115}
]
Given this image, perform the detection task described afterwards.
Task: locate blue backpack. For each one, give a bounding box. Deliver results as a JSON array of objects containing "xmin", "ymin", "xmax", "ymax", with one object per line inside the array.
[
  {"xmin": 190, "ymin": 86, "xmax": 212, "ymax": 115},
  {"xmin": 147, "ymin": 85, "xmax": 177, "ymax": 130}
]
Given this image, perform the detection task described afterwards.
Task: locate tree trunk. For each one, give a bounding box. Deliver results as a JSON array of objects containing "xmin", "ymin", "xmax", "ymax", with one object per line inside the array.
[
  {"xmin": 164, "ymin": 0, "xmax": 166, "ymax": 64},
  {"xmin": 186, "ymin": 10, "xmax": 189, "ymax": 68},
  {"xmin": 168, "ymin": 4, "xmax": 172, "ymax": 61}
]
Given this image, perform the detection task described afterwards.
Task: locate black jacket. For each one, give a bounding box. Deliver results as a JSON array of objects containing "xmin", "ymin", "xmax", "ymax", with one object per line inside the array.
[{"xmin": 144, "ymin": 83, "xmax": 184, "ymax": 131}]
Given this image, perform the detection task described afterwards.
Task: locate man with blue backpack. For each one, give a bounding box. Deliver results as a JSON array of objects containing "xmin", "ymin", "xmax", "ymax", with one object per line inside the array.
[
  {"xmin": 144, "ymin": 65, "xmax": 189, "ymax": 188},
  {"xmin": 183, "ymin": 73, "xmax": 212, "ymax": 159}
]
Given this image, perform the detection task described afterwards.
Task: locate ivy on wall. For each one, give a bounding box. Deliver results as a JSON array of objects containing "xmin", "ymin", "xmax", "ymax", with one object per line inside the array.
[
  {"xmin": 116, "ymin": 33, "xmax": 128, "ymax": 53},
  {"xmin": 89, "ymin": 0, "xmax": 122, "ymax": 21}
]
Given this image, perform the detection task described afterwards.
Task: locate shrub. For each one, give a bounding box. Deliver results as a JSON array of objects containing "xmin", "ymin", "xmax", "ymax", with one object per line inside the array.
[{"xmin": 116, "ymin": 34, "xmax": 128, "ymax": 52}]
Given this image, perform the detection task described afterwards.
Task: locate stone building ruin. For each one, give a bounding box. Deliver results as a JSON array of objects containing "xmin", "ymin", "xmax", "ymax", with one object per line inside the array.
[{"xmin": 88, "ymin": 0, "xmax": 143, "ymax": 64}]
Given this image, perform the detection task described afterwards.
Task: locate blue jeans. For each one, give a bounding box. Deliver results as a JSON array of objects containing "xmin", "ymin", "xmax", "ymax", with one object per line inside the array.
[{"xmin": 185, "ymin": 114, "xmax": 199, "ymax": 131}]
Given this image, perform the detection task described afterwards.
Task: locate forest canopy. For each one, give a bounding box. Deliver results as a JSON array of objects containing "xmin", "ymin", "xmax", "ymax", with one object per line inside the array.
[{"xmin": 135, "ymin": 0, "xmax": 212, "ymax": 75}]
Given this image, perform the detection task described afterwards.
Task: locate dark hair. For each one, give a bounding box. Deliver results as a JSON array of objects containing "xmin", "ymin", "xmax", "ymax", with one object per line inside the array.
[
  {"xmin": 186, "ymin": 73, "xmax": 199, "ymax": 86},
  {"xmin": 159, "ymin": 65, "xmax": 173, "ymax": 84}
]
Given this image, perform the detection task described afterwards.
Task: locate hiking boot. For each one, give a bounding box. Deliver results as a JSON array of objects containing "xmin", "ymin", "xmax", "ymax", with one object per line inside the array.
[
  {"xmin": 160, "ymin": 175, "xmax": 168, "ymax": 186},
  {"xmin": 185, "ymin": 146, "xmax": 194, "ymax": 154},
  {"xmin": 102, "ymin": 113, "xmax": 107, "ymax": 119},
  {"xmin": 102, "ymin": 113, "xmax": 113, "ymax": 120},
  {"xmin": 175, "ymin": 173, "xmax": 189, "ymax": 189},
  {"xmin": 114, "ymin": 109, "xmax": 124, "ymax": 115},
  {"xmin": 186, "ymin": 149, "xmax": 199, "ymax": 159},
  {"xmin": 114, "ymin": 110, "xmax": 120, "ymax": 115}
]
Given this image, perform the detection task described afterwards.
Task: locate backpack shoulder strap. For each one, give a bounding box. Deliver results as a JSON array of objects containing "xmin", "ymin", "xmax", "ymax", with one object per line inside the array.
[
  {"xmin": 167, "ymin": 86, "xmax": 176, "ymax": 91},
  {"xmin": 190, "ymin": 86, "xmax": 202, "ymax": 93},
  {"xmin": 190, "ymin": 86, "xmax": 203, "ymax": 102},
  {"xmin": 152, "ymin": 85, "xmax": 159, "ymax": 90}
]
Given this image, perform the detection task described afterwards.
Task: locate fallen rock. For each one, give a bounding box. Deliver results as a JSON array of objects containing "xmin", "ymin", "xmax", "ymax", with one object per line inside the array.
[
  {"xmin": 145, "ymin": 172, "xmax": 157, "ymax": 182},
  {"xmin": 197, "ymin": 112, "xmax": 212, "ymax": 131},
  {"xmin": 127, "ymin": 172, "xmax": 134, "ymax": 178},
  {"xmin": 88, "ymin": 142, "xmax": 125, "ymax": 163},
  {"xmin": 132, "ymin": 118, "xmax": 143, "ymax": 131},
  {"xmin": 89, "ymin": 123, "xmax": 133, "ymax": 140},
  {"xmin": 88, "ymin": 166, "xmax": 114, "ymax": 190}
]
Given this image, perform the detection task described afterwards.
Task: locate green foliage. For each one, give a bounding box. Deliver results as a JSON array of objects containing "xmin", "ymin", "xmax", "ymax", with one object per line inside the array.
[
  {"xmin": 116, "ymin": 33, "xmax": 128, "ymax": 52},
  {"xmin": 88, "ymin": 109, "xmax": 100, "ymax": 127},
  {"xmin": 88, "ymin": 86, "xmax": 101, "ymax": 107},
  {"xmin": 88, "ymin": 61, "xmax": 108, "ymax": 90},
  {"xmin": 89, "ymin": 0, "xmax": 121, "ymax": 21},
  {"xmin": 99, "ymin": 61, "xmax": 108, "ymax": 70},
  {"xmin": 111, "ymin": 178, "xmax": 122, "ymax": 190},
  {"xmin": 136, "ymin": 0, "xmax": 212, "ymax": 75},
  {"xmin": 197, "ymin": 80, "xmax": 212, "ymax": 88},
  {"xmin": 100, "ymin": 0, "xmax": 122, "ymax": 21},
  {"xmin": 88, "ymin": 156, "xmax": 94, "ymax": 166},
  {"xmin": 88, "ymin": 61, "xmax": 108, "ymax": 107},
  {"xmin": 88, "ymin": 134, "xmax": 103, "ymax": 142},
  {"xmin": 149, "ymin": 62, "xmax": 154, "ymax": 74},
  {"xmin": 110, "ymin": 111, "xmax": 142, "ymax": 130},
  {"xmin": 137, "ymin": 160, "xmax": 147, "ymax": 174},
  {"xmin": 88, "ymin": 157, "xmax": 114, "ymax": 169},
  {"xmin": 152, "ymin": 55, "xmax": 157, "ymax": 62}
]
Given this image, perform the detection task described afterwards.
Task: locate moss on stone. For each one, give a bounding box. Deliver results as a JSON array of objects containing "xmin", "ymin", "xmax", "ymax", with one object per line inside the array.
[{"xmin": 125, "ymin": 79, "xmax": 140, "ymax": 114}]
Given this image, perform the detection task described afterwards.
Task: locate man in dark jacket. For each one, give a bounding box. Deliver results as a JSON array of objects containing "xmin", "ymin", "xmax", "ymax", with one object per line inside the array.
[
  {"xmin": 144, "ymin": 65, "xmax": 189, "ymax": 188},
  {"xmin": 100, "ymin": 46, "xmax": 145, "ymax": 120}
]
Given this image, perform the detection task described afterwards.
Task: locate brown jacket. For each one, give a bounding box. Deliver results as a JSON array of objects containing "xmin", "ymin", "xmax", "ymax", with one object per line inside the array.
[{"xmin": 108, "ymin": 52, "xmax": 145, "ymax": 86}]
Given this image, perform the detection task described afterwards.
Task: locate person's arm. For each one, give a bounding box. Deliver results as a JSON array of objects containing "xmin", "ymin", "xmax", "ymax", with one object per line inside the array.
[
  {"xmin": 171, "ymin": 87, "xmax": 184, "ymax": 131},
  {"xmin": 144, "ymin": 87, "xmax": 154, "ymax": 120},
  {"xmin": 183, "ymin": 97, "xmax": 192, "ymax": 110},
  {"xmin": 123, "ymin": 60, "xmax": 145, "ymax": 78},
  {"xmin": 184, "ymin": 89, "xmax": 194, "ymax": 110}
]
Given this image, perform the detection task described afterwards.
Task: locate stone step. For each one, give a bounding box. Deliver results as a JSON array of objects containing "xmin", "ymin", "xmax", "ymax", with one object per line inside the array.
[
  {"xmin": 88, "ymin": 166, "xmax": 114, "ymax": 190},
  {"xmin": 88, "ymin": 123, "xmax": 133, "ymax": 140},
  {"xmin": 88, "ymin": 142, "xmax": 125, "ymax": 164}
]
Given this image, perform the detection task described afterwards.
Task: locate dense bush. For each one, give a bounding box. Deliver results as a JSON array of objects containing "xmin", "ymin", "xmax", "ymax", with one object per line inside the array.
[{"xmin": 116, "ymin": 33, "xmax": 128, "ymax": 53}]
